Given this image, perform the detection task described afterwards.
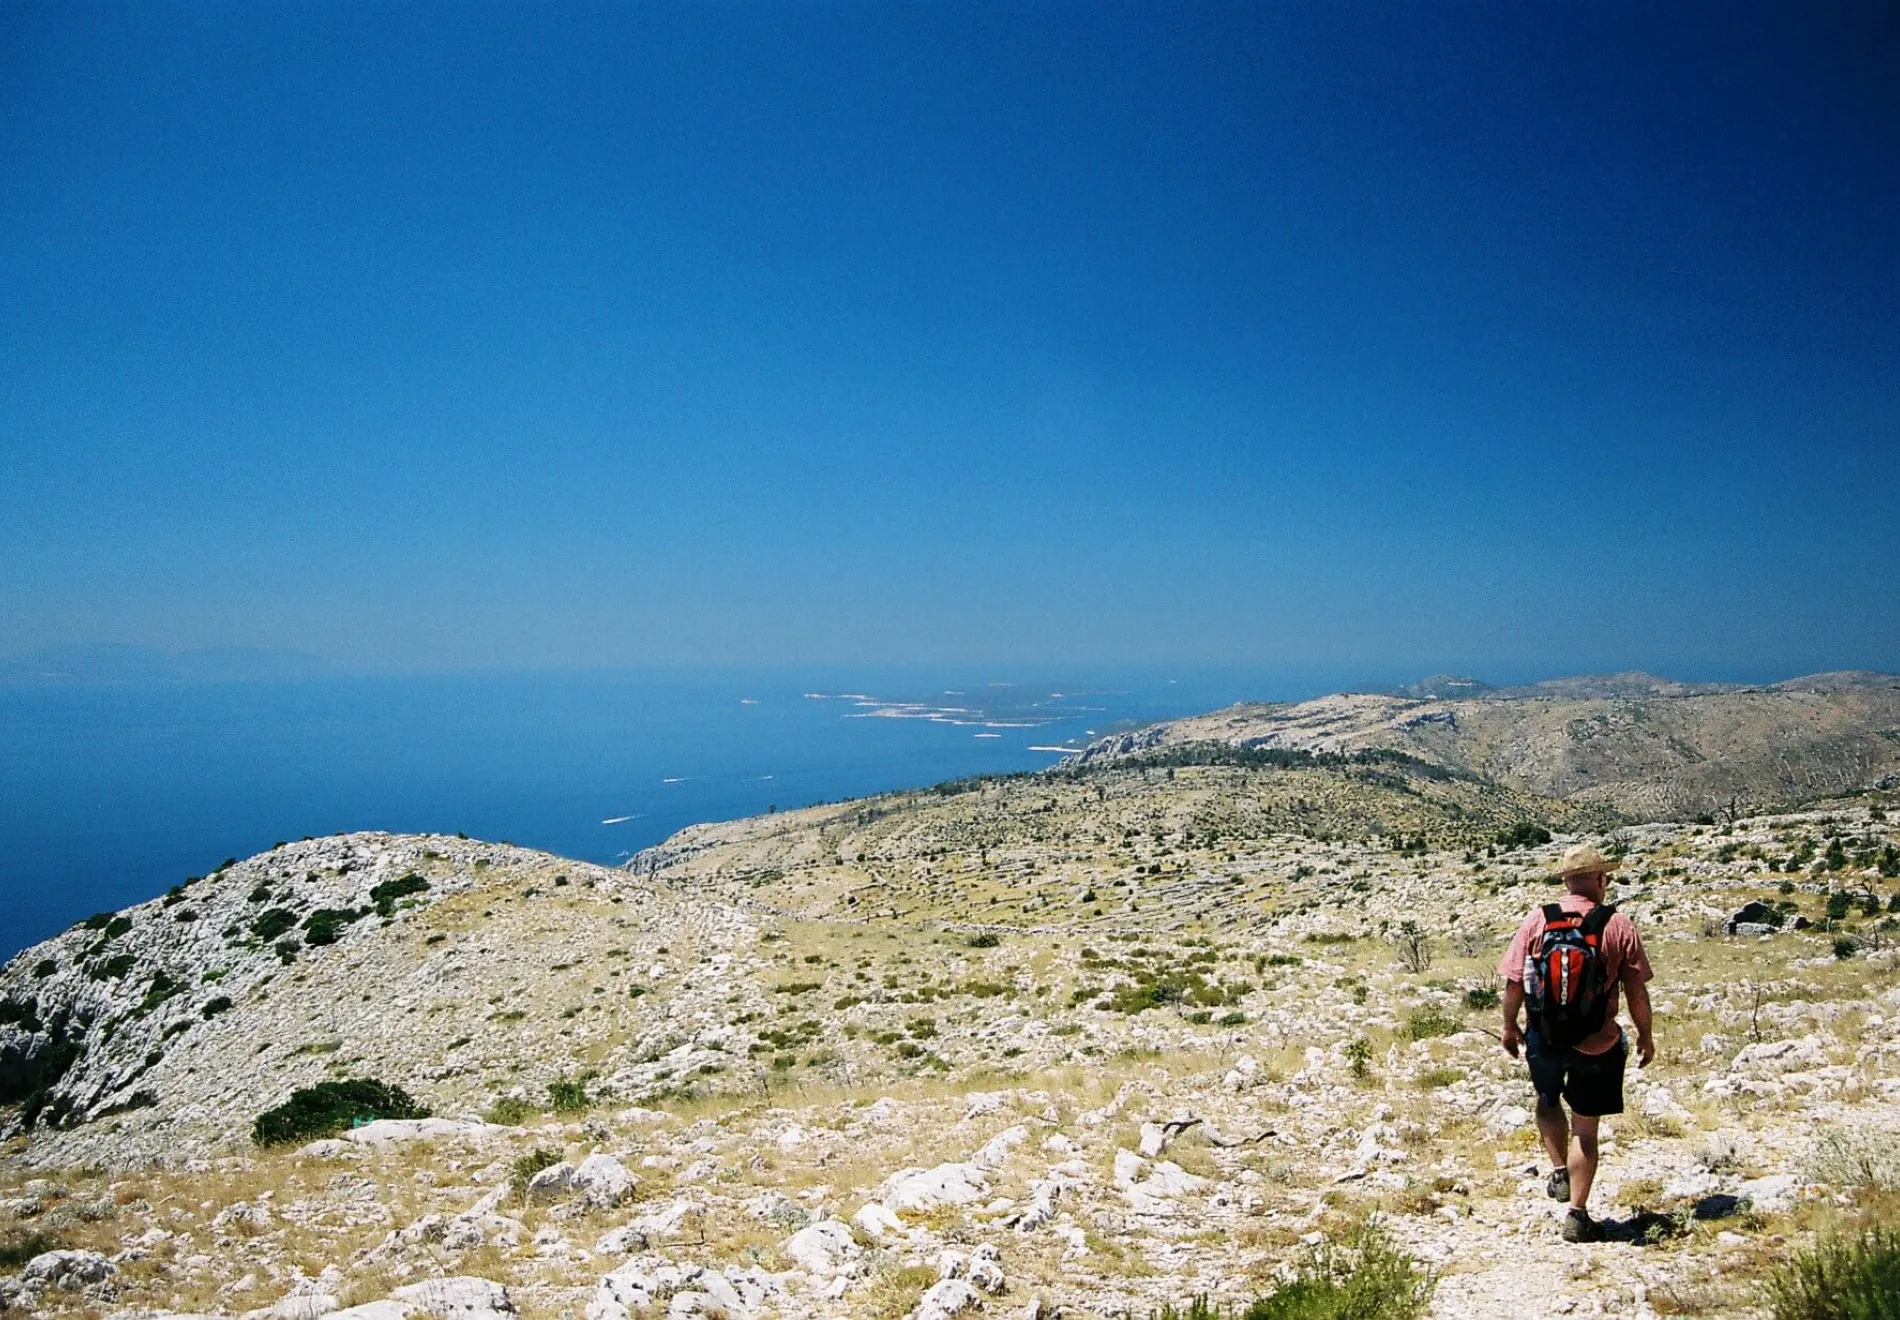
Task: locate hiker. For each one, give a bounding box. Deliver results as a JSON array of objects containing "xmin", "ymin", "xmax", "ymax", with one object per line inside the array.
[{"xmin": 1499, "ymin": 842, "xmax": 1655, "ymax": 1243}]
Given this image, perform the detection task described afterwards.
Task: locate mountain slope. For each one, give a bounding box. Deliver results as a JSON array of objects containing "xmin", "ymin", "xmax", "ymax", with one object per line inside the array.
[{"xmin": 1065, "ymin": 673, "xmax": 1900, "ymax": 820}]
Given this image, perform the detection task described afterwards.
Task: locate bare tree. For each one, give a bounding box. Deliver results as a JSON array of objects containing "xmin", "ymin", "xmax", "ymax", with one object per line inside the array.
[{"xmin": 1394, "ymin": 920, "xmax": 1434, "ymax": 974}]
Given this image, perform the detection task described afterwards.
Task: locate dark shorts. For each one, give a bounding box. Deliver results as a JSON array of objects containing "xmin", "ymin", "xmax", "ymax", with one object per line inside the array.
[{"xmin": 1526, "ymin": 1029, "xmax": 1627, "ymax": 1117}]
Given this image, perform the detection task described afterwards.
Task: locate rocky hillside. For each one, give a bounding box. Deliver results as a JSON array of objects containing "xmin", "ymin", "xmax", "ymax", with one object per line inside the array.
[
  {"xmin": 2, "ymin": 733, "xmax": 1899, "ymax": 1317},
  {"xmin": 1063, "ymin": 672, "xmax": 1900, "ymax": 821}
]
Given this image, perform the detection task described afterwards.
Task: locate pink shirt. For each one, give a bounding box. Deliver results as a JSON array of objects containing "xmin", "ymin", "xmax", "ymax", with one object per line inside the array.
[{"xmin": 1501, "ymin": 894, "xmax": 1652, "ymax": 1056}]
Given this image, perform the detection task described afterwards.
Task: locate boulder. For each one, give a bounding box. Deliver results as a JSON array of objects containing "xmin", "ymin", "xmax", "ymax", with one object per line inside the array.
[
  {"xmin": 328, "ymin": 1304, "xmax": 417, "ymax": 1320},
  {"xmin": 1733, "ymin": 1037, "xmax": 1828, "ymax": 1073},
  {"xmin": 574, "ymin": 1153, "xmax": 639, "ymax": 1208},
  {"xmin": 880, "ymin": 1163, "xmax": 991, "ymax": 1216},
  {"xmin": 1739, "ymin": 1173, "xmax": 1800, "ymax": 1214},
  {"xmin": 596, "ymin": 1198, "xmax": 702, "ymax": 1253},
  {"xmin": 388, "ymin": 1277, "xmax": 518, "ymax": 1319},
  {"xmin": 585, "ymin": 1260, "xmax": 772, "ymax": 1320},
  {"xmin": 346, "ymin": 1119, "xmax": 510, "ymax": 1149},
  {"xmin": 911, "ymin": 1278, "xmax": 984, "ymax": 1320},
  {"xmin": 852, "ymin": 1202, "xmax": 905, "ymax": 1242},
  {"xmin": 967, "ymin": 1244, "xmax": 1006, "ymax": 1295},
  {"xmin": 23, "ymin": 1249, "xmax": 115, "ymax": 1291},
  {"xmin": 250, "ymin": 1295, "xmax": 339, "ymax": 1320},
  {"xmin": 525, "ymin": 1162, "xmax": 578, "ymax": 1201},
  {"xmin": 973, "ymin": 1124, "xmax": 1029, "ymax": 1169},
  {"xmin": 784, "ymin": 1220, "xmax": 861, "ymax": 1277}
]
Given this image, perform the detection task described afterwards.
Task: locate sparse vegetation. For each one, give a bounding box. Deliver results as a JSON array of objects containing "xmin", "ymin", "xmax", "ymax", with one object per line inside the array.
[{"xmin": 1764, "ymin": 1226, "xmax": 1900, "ymax": 1320}]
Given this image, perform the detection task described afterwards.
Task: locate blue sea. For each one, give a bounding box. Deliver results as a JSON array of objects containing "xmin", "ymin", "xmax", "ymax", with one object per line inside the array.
[{"xmin": 0, "ymin": 666, "xmax": 1373, "ymax": 960}]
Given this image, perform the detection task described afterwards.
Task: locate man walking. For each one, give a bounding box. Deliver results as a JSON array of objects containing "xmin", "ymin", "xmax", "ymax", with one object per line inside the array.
[{"xmin": 1500, "ymin": 843, "xmax": 1655, "ymax": 1243}]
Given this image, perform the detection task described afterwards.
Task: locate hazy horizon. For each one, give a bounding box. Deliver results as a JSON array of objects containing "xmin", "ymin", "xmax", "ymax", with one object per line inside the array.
[{"xmin": 0, "ymin": 640, "xmax": 1891, "ymax": 695}]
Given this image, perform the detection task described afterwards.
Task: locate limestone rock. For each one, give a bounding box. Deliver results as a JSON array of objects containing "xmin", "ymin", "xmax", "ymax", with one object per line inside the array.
[
  {"xmin": 784, "ymin": 1219, "xmax": 861, "ymax": 1277},
  {"xmin": 574, "ymin": 1153, "xmax": 639, "ymax": 1208},
  {"xmin": 389, "ymin": 1277, "xmax": 518, "ymax": 1319},
  {"xmin": 911, "ymin": 1278, "xmax": 984, "ymax": 1320},
  {"xmin": 881, "ymin": 1162, "xmax": 991, "ymax": 1216}
]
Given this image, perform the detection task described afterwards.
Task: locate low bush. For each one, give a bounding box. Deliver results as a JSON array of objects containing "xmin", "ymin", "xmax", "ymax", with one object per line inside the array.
[
  {"xmin": 1150, "ymin": 1226, "xmax": 1433, "ymax": 1320},
  {"xmin": 0, "ymin": 1232, "xmax": 60, "ymax": 1268},
  {"xmin": 201, "ymin": 996, "xmax": 234, "ymax": 1019},
  {"xmin": 485, "ymin": 1095, "xmax": 534, "ymax": 1125},
  {"xmin": 252, "ymin": 1078, "xmax": 427, "ymax": 1146},
  {"xmin": 252, "ymin": 908, "xmax": 299, "ymax": 942},
  {"xmin": 88, "ymin": 953, "xmax": 136, "ymax": 981},
  {"xmin": 1463, "ymin": 985, "xmax": 1500, "ymax": 1011},
  {"xmin": 967, "ymin": 931, "xmax": 1001, "ymax": 948},
  {"xmin": 303, "ymin": 907, "xmax": 368, "ymax": 946},
  {"xmin": 1806, "ymin": 1127, "xmax": 1900, "ymax": 1190},
  {"xmin": 370, "ymin": 873, "xmax": 430, "ymax": 915},
  {"xmin": 1765, "ymin": 1225, "xmax": 1900, "ymax": 1320},
  {"xmin": 1495, "ymin": 822, "xmax": 1552, "ymax": 850},
  {"xmin": 1401, "ymin": 1007, "xmax": 1461, "ymax": 1041},
  {"xmin": 1247, "ymin": 1225, "xmax": 1434, "ymax": 1319},
  {"xmin": 548, "ymin": 1075, "xmax": 590, "ymax": 1112}
]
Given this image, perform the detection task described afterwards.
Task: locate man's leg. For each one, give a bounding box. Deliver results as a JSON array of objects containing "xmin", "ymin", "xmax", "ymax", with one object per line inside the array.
[
  {"xmin": 1567, "ymin": 1113, "xmax": 1600, "ymax": 1211},
  {"xmin": 1534, "ymin": 1099, "xmax": 1569, "ymax": 1170}
]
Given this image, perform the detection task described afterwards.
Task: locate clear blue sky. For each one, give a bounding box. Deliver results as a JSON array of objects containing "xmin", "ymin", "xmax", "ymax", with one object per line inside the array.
[{"xmin": 3, "ymin": 2, "xmax": 1896, "ymax": 678}]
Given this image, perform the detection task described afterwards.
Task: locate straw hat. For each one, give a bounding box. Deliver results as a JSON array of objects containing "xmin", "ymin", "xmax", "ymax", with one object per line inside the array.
[{"xmin": 1556, "ymin": 843, "xmax": 1622, "ymax": 877}]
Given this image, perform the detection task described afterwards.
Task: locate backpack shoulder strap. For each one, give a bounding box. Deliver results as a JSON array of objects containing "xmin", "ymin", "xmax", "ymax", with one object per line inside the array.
[
  {"xmin": 1540, "ymin": 903, "xmax": 1567, "ymax": 925},
  {"xmin": 1581, "ymin": 903, "xmax": 1617, "ymax": 935}
]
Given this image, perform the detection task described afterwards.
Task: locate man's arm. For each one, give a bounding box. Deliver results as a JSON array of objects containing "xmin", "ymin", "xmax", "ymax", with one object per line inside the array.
[
  {"xmin": 1626, "ymin": 975, "xmax": 1655, "ymax": 1067},
  {"xmin": 1500, "ymin": 978, "xmax": 1525, "ymax": 1058}
]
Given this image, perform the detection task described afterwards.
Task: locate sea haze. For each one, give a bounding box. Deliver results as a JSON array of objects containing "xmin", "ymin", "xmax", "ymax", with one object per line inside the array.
[{"xmin": 0, "ymin": 666, "xmax": 1373, "ymax": 960}]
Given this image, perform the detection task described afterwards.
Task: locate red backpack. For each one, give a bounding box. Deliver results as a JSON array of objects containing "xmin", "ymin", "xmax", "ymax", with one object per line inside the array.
[{"xmin": 1523, "ymin": 903, "xmax": 1616, "ymax": 1050}]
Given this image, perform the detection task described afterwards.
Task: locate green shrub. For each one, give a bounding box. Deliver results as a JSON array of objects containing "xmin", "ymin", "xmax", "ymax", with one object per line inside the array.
[
  {"xmin": 1496, "ymin": 822, "xmax": 1552, "ymax": 851},
  {"xmin": 252, "ymin": 908, "xmax": 299, "ymax": 941},
  {"xmin": 370, "ymin": 873, "xmax": 430, "ymax": 915},
  {"xmin": 1834, "ymin": 937, "xmax": 1859, "ymax": 960},
  {"xmin": 137, "ymin": 972, "xmax": 186, "ymax": 1015},
  {"xmin": 32, "ymin": 959, "xmax": 56, "ymax": 979},
  {"xmin": 1152, "ymin": 1301, "xmax": 1221, "ymax": 1320},
  {"xmin": 1246, "ymin": 1225, "xmax": 1434, "ymax": 1319},
  {"xmin": 88, "ymin": 953, "xmax": 136, "ymax": 981},
  {"xmin": 486, "ymin": 1095, "xmax": 534, "ymax": 1125},
  {"xmin": 0, "ymin": 1232, "xmax": 60, "ymax": 1268},
  {"xmin": 252, "ymin": 1078, "xmax": 427, "ymax": 1145},
  {"xmin": 303, "ymin": 907, "xmax": 367, "ymax": 946},
  {"xmin": 1401, "ymin": 1007, "xmax": 1461, "ymax": 1041},
  {"xmin": 1765, "ymin": 1225, "xmax": 1900, "ymax": 1320},
  {"xmin": 547, "ymin": 1075, "xmax": 590, "ymax": 1112},
  {"xmin": 1463, "ymin": 985, "xmax": 1500, "ymax": 1011},
  {"xmin": 1149, "ymin": 1228, "xmax": 1433, "ymax": 1320},
  {"xmin": 967, "ymin": 932, "xmax": 1001, "ymax": 948},
  {"xmin": 201, "ymin": 996, "xmax": 234, "ymax": 1020},
  {"xmin": 1345, "ymin": 1038, "xmax": 1373, "ymax": 1080}
]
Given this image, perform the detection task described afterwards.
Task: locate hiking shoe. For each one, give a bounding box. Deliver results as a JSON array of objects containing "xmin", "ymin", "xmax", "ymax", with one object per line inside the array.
[
  {"xmin": 1545, "ymin": 1167, "xmax": 1571, "ymax": 1202},
  {"xmin": 1561, "ymin": 1208, "xmax": 1603, "ymax": 1243}
]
